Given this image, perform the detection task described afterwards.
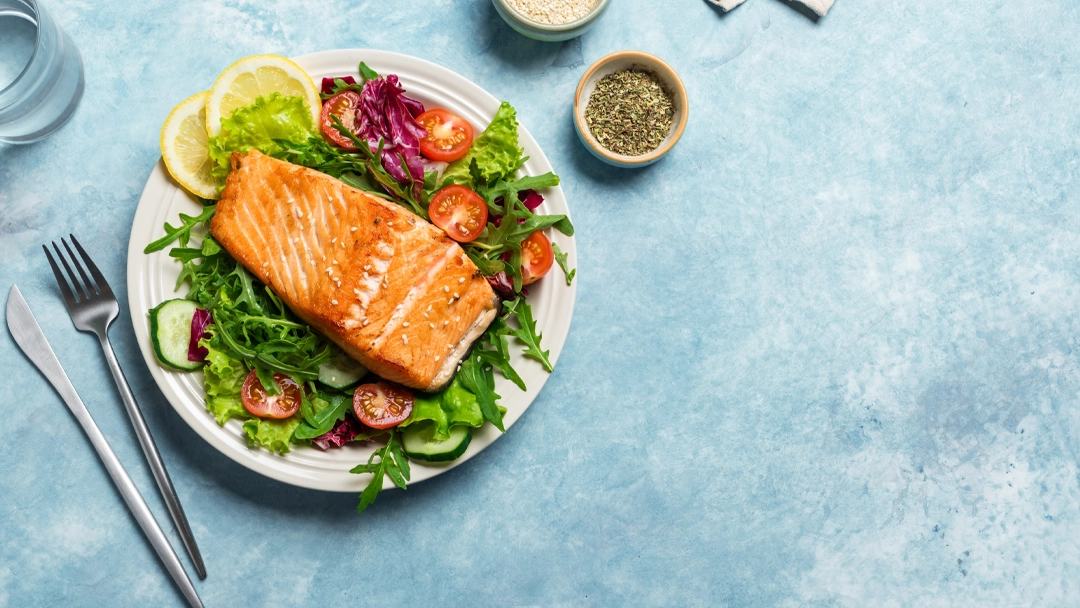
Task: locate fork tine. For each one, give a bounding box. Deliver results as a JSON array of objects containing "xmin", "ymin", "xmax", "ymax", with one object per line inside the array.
[
  {"xmin": 62, "ymin": 237, "xmax": 97, "ymax": 297},
  {"xmin": 43, "ymin": 245, "xmax": 79, "ymax": 310},
  {"xmin": 52, "ymin": 241, "xmax": 88, "ymax": 301},
  {"xmin": 70, "ymin": 234, "xmax": 113, "ymax": 298}
]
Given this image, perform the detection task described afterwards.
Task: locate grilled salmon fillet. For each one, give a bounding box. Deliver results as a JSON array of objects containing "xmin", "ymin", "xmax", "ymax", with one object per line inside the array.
[{"xmin": 210, "ymin": 149, "xmax": 498, "ymax": 391}]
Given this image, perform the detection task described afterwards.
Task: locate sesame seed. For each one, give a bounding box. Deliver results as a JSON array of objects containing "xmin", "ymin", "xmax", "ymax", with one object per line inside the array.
[
  {"xmin": 448, "ymin": 298, "xmax": 454, "ymax": 305},
  {"xmin": 364, "ymin": 265, "xmax": 371, "ymax": 271},
  {"xmin": 332, "ymin": 260, "xmax": 338, "ymax": 265},
  {"xmin": 402, "ymin": 322, "xmax": 409, "ymax": 327},
  {"xmin": 455, "ymin": 316, "xmax": 460, "ymax": 322},
  {"xmin": 363, "ymin": 272, "xmax": 369, "ymax": 278},
  {"xmin": 351, "ymin": 227, "xmax": 357, "ymax": 232},
  {"xmin": 459, "ymin": 278, "xmax": 465, "ymax": 283},
  {"xmin": 354, "ymin": 289, "xmax": 361, "ymax": 295},
  {"xmin": 326, "ymin": 268, "xmax": 333, "ymax": 275},
  {"xmin": 443, "ymin": 286, "xmax": 449, "ymax": 293},
  {"xmin": 434, "ymin": 355, "xmax": 440, "ymax": 361},
  {"xmin": 402, "ymin": 335, "xmax": 408, "ymax": 344},
  {"xmin": 429, "ymin": 323, "xmax": 435, "ymax": 329},
  {"xmin": 363, "ymin": 319, "xmax": 370, "ymax": 326},
  {"xmin": 505, "ymin": 0, "xmax": 599, "ymax": 24},
  {"xmin": 453, "ymin": 292, "xmax": 459, "ymax": 298},
  {"xmin": 332, "ymin": 238, "xmax": 337, "ymax": 244},
  {"xmin": 426, "ymin": 304, "xmax": 432, "ymax": 312},
  {"xmin": 443, "ymin": 320, "xmax": 449, "ymax": 326},
  {"xmin": 332, "ymin": 299, "xmax": 338, "ymax": 305},
  {"xmin": 262, "ymin": 262, "xmax": 268, "ymax": 267}
]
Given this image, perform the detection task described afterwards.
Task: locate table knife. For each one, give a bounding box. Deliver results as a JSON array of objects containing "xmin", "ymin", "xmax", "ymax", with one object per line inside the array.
[{"xmin": 6, "ymin": 285, "xmax": 203, "ymax": 608}]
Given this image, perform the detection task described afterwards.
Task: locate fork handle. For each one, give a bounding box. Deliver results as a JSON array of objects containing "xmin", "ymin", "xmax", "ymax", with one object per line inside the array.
[{"xmin": 98, "ymin": 335, "xmax": 207, "ymax": 580}]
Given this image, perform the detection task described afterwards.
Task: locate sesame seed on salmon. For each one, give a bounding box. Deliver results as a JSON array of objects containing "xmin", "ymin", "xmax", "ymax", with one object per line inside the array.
[{"xmin": 210, "ymin": 150, "xmax": 499, "ymax": 391}]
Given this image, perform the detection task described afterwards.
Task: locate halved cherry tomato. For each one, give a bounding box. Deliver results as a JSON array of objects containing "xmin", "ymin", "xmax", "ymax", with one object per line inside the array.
[
  {"xmin": 241, "ymin": 370, "xmax": 303, "ymax": 419},
  {"xmin": 521, "ymin": 231, "xmax": 554, "ymax": 285},
  {"xmin": 416, "ymin": 109, "xmax": 474, "ymax": 162},
  {"xmin": 428, "ymin": 184, "xmax": 488, "ymax": 242},
  {"xmin": 320, "ymin": 91, "xmax": 361, "ymax": 150},
  {"xmin": 353, "ymin": 382, "xmax": 414, "ymax": 429}
]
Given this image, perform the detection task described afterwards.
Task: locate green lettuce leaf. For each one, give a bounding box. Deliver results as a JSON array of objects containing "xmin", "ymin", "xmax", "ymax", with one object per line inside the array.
[
  {"xmin": 441, "ymin": 101, "xmax": 524, "ymax": 188},
  {"xmin": 201, "ymin": 336, "xmax": 249, "ymax": 425},
  {"xmin": 400, "ymin": 377, "xmax": 484, "ymax": 440},
  {"xmin": 243, "ymin": 415, "xmax": 302, "ymax": 454},
  {"xmin": 207, "ymin": 93, "xmax": 316, "ymax": 183}
]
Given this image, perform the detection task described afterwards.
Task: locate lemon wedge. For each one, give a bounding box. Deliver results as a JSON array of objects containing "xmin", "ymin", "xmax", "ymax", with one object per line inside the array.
[
  {"xmin": 205, "ymin": 54, "xmax": 321, "ymax": 137},
  {"xmin": 160, "ymin": 91, "xmax": 219, "ymax": 199}
]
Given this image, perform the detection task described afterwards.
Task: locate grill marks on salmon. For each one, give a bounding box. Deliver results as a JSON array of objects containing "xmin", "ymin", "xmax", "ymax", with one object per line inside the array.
[{"xmin": 210, "ymin": 150, "xmax": 498, "ymax": 391}]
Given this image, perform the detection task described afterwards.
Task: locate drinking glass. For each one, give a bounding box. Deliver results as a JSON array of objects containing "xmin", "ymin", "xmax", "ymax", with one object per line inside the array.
[{"xmin": 0, "ymin": 0, "xmax": 84, "ymax": 144}]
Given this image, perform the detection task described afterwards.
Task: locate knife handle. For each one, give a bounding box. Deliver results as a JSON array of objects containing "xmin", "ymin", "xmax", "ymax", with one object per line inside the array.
[
  {"xmin": 5, "ymin": 286, "xmax": 203, "ymax": 608},
  {"xmin": 74, "ymin": 412, "xmax": 205, "ymax": 608}
]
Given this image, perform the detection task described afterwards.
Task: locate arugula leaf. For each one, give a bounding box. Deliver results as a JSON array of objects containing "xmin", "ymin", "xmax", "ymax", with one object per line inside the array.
[
  {"xmin": 144, "ymin": 205, "xmax": 216, "ymax": 253},
  {"xmin": 358, "ymin": 61, "xmax": 379, "ymax": 83},
  {"xmin": 506, "ymin": 172, "xmax": 559, "ymax": 192},
  {"xmin": 294, "ymin": 392, "xmax": 353, "ymax": 440},
  {"xmin": 504, "ymin": 296, "xmax": 553, "ymax": 372},
  {"xmin": 457, "ymin": 353, "xmax": 505, "ymax": 432},
  {"xmin": 320, "ymin": 77, "xmax": 365, "ymax": 101},
  {"xmin": 350, "ymin": 430, "xmax": 410, "ymax": 513},
  {"xmin": 552, "ymin": 242, "xmax": 575, "ymax": 285}
]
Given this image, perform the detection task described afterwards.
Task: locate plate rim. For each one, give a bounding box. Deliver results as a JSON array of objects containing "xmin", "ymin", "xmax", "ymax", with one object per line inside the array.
[{"xmin": 126, "ymin": 49, "xmax": 576, "ymax": 493}]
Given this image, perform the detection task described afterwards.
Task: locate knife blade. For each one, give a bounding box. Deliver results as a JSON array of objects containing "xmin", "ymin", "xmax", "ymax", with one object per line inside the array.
[{"xmin": 6, "ymin": 285, "xmax": 204, "ymax": 608}]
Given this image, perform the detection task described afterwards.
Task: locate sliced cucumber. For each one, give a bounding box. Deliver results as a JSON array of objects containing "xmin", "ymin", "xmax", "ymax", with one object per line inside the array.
[
  {"xmin": 149, "ymin": 299, "xmax": 201, "ymax": 371},
  {"xmin": 318, "ymin": 346, "xmax": 368, "ymax": 389},
  {"xmin": 401, "ymin": 424, "xmax": 472, "ymax": 463}
]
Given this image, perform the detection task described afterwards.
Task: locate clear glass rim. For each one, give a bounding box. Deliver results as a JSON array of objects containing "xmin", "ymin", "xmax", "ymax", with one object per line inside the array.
[{"xmin": 0, "ymin": 0, "xmax": 42, "ymax": 96}]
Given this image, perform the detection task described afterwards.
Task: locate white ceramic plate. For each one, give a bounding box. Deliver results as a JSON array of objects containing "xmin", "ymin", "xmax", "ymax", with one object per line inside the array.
[{"xmin": 127, "ymin": 50, "xmax": 576, "ymax": 492}]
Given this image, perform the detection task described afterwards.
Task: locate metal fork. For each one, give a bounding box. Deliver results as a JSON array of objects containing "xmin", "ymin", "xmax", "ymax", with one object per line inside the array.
[{"xmin": 44, "ymin": 235, "xmax": 206, "ymax": 580}]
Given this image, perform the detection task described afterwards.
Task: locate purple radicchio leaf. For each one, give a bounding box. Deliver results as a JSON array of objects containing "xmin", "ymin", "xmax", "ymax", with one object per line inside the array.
[
  {"xmin": 188, "ymin": 308, "xmax": 213, "ymax": 363},
  {"xmin": 320, "ymin": 75, "xmax": 357, "ymax": 96},
  {"xmin": 521, "ymin": 189, "xmax": 544, "ymax": 211},
  {"xmin": 312, "ymin": 416, "xmax": 364, "ymax": 451},
  {"xmin": 356, "ymin": 74, "xmax": 427, "ymax": 188},
  {"xmin": 487, "ymin": 271, "xmax": 516, "ymax": 299}
]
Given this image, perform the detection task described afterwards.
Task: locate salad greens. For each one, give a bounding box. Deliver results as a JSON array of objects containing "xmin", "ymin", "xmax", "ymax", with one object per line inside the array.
[
  {"xmin": 553, "ymin": 242, "xmax": 576, "ymax": 285},
  {"xmin": 401, "ymin": 377, "xmax": 485, "ymax": 440},
  {"xmin": 441, "ymin": 102, "xmax": 524, "ymax": 188},
  {"xmin": 350, "ymin": 430, "xmax": 410, "ymax": 513},
  {"xmin": 147, "ymin": 61, "xmax": 576, "ymax": 513},
  {"xmin": 206, "ymin": 93, "xmax": 315, "ymax": 183}
]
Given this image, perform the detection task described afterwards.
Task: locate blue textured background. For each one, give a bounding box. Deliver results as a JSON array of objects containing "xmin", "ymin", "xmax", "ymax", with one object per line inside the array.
[{"xmin": 3, "ymin": 0, "xmax": 1080, "ymax": 605}]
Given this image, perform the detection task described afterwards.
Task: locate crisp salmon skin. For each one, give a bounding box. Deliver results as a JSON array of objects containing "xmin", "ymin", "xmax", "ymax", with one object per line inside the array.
[{"xmin": 210, "ymin": 150, "xmax": 498, "ymax": 391}]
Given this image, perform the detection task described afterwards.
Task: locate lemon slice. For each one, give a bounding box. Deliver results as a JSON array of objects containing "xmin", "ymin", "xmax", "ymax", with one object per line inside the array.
[
  {"xmin": 160, "ymin": 91, "xmax": 219, "ymax": 199},
  {"xmin": 205, "ymin": 54, "xmax": 321, "ymax": 137}
]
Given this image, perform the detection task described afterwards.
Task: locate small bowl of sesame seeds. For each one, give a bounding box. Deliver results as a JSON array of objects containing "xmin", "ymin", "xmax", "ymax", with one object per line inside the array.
[
  {"xmin": 492, "ymin": 0, "xmax": 612, "ymax": 42},
  {"xmin": 574, "ymin": 51, "xmax": 688, "ymax": 168}
]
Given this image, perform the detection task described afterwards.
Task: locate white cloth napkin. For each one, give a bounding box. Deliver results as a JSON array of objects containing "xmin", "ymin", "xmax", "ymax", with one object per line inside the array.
[
  {"xmin": 797, "ymin": 0, "xmax": 835, "ymax": 16},
  {"xmin": 708, "ymin": 0, "xmax": 835, "ymax": 17}
]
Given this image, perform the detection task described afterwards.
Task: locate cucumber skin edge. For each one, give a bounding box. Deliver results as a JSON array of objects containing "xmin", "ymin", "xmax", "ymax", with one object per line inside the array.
[
  {"xmin": 401, "ymin": 426, "xmax": 473, "ymax": 463},
  {"xmin": 149, "ymin": 299, "xmax": 203, "ymax": 371}
]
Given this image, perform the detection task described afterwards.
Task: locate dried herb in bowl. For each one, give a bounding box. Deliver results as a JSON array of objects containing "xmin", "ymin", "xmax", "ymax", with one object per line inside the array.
[{"xmin": 584, "ymin": 68, "xmax": 675, "ymax": 157}]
